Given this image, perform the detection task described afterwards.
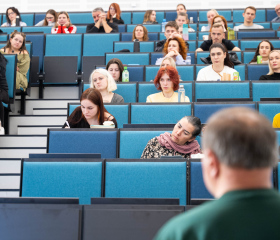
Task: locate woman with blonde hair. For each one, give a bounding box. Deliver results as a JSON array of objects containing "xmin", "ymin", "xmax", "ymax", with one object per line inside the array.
[
  {"xmin": 259, "ymin": 50, "xmax": 280, "ymax": 80},
  {"xmin": 90, "ymin": 68, "xmax": 124, "ymax": 103},
  {"xmin": 143, "ymin": 10, "xmax": 158, "ymax": 24},
  {"xmin": 51, "ymin": 11, "xmax": 77, "ymax": 34},
  {"xmin": 201, "ymin": 9, "xmax": 219, "ymax": 32},
  {"xmin": 132, "ymin": 24, "xmax": 149, "ymax": 41},
  {"xmin": 106, "ymin": 3, "xmax": 124, "ymax": 24},
  {"xmin": 160, "ymin": 57, "xmax": 176, "ymax": 68}
]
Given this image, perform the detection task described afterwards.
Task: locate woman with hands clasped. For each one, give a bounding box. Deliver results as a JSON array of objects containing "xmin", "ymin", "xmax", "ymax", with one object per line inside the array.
[
  {"xmin": 155, "ymin": 36, "xmax": 187, "ymax": 65},
  {"xmin": 51, "ymin": 11, "xmax": 77, "ymax": 34}
]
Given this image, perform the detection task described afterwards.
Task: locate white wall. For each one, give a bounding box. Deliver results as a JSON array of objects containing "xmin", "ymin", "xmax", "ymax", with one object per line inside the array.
[{"xmin": 0, "ymin": 0, "xmax": 278, "ymax": 13}]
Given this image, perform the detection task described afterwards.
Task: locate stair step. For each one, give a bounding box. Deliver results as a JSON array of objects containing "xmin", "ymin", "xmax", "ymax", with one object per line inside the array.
[
  {"xmin": 0, "ymin": 191, "xmax": 19, "ymax": 197},
  {"xmin": 0, "ymin": 159, "xmax": 21, "ymax": 174},
  {"xmin": 0, "ymin": 135, "xmax": 47, "ymax": 147},
  {"xmin": 33, "ymin": 108, "xmax": 67, "ymax": 115},
  {"xmin": 18, "ymin": 125, "xmax": 61, "ymax": 135},
  {"xmin": 0, "ymin": 148, "xmax": 46, "ymax": 158},
  {"xmin": 0, "ymin": 176, "xmax": 20, "ymax": 189}
]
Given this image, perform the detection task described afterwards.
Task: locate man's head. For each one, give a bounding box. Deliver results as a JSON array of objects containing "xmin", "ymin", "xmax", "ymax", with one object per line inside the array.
[
  {"xmin": 210, "ymin": 23, "xmax": 225, "ymax": 44},
  {"xmin": 202, "ymin": 107, "xmax": 278, "ymax": 197},
  {"xmin": 243, "ymin": 6, "xmax": 257, "ymax": 24},
  {"xmin": 275, "ymin": 4, "xmax": 280, "ymax": 17},
  {"xmin": 92, "ymin": 7, "xmax": 104, "ymax": 23},
  {"xmin": 164, "ymin": 21, "xmax": 179, "ymax": 39}
]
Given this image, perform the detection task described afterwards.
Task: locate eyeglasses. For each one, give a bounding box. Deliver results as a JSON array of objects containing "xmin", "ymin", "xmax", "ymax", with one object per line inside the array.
[
  {"xmin": 8, "ymin": 12, "xmax": 15, "ymax": 16},
  {"xmin": 46, "ymin": 17, "xmax": 54, "ymax": 20},
  {"xmin": 109, "ymin": 8, "xmax": 115, "ymax": 10}
]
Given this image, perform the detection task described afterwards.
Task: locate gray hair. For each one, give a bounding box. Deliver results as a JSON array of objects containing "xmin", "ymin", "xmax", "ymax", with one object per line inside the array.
[
  {"xmin": 93, "ymin": 7, "xmax": 104, "ymax": 13},
  {"xmin": 90, "ymin": 68, "xmax": 117, "ymax": 92},
  {"xmin": 203, "ymin": 107, "xmax": 278, "ymax": 169}
]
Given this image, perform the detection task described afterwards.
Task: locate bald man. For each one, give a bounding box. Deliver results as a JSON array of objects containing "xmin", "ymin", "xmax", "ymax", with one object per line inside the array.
[
  {"xmin": 272, "ymin": 4, "xmax": 280, "ymax": 22},
  {"xmin": 154, "ymin": 107, "xmax": 280, "ymax": 240}
]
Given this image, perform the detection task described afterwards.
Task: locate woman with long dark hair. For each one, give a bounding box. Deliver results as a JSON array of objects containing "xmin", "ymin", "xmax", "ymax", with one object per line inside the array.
[
  {"xmin": 197, "ymin": 43, "xmax": 240, "ymax": 81},
  {"xmin": 106, "ymin": 58, "xmax": 124, "ymax": 82},
  {"xmin": 1, "ymin": 7, "xmax": 27, "ymax": 27},
  {"xmin": 250, "ymin": 40, "xmax": 274, "ymax": 64},
  {"xmin": 63, "ymin": 88, "xmax": 117, "ymax": 128}
]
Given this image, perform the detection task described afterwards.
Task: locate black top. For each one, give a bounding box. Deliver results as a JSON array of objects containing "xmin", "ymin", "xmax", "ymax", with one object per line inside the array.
[
  {"xmin": 86, "ymin": 22, "xmax": 118, "ymax": 33},
  {"xmin": 106, "ymin": 17, "xmax": 124, "ymax": 25},
  {"xmin": 63, "ymin": 107, "xmax": 118, "ymax": 128},
  {"xmin": 199, "ymin": 39, "xmax": 236, "ymax": 51},
  {"xmin": 155, "ymin": 39, "xmax": 189, "ymax": 52},
  {"xmin": 0, "ymin": 52, "xmax": 8, "ymax": 92},
  {"xmin": 259, "ymin": 73, "xmax": 280, "ymax": 80}
]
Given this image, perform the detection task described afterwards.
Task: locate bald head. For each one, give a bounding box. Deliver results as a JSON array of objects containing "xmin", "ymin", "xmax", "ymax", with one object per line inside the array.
[
  {"xmin": 203, "ymin": 107, "xmax": 278, "ymax": 169},
  {"xmin": 275, "ymin": 4, "xmax": 280, "ymax": 17}
]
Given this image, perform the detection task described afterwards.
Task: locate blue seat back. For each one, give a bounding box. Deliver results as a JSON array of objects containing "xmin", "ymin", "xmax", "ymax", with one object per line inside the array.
[
  {"xmin": 190, "ymin": 161, "xmax": 214, "ymax": 199},
  {"xmin": 22, "ymin": 160, "xmax": 103, "ymax": 205},
  {"xmin": 237, "ymin": 31, "xmax": 276, "ymax": 40},
  {"xmin": 234, "ymin": 64, "xmax": 245, "ymax": 80},
  {"xmin": 45, "ymin": 34, "xmax": 82, "ymax": 71},
  {"xmin": 148, "ymin": 32, "xmax": 159, "ymax": 41},
  {"xmin": 243, "ymin": 51, "xmax": 255, "ymax": 63},
  {"xmin": 75, "ymin": 26, "xmax": 87, "ymax": 33},
  {"xmin": 247, "ymin": 64, "xmax": 269, "ymax": 80},
  {"xmin": 196, "ymin": 52, "xmax": 209, "ymax": 64},
  {"xmin": 125, "ymin": 66, "xmax": 144, "ymax": 81},
  {"xmin": 68, "ymin": 13, "xmax": 92, "ymax": 24},
  {"xmin": 258, "ymin": 103, "xmax": 280, "ymax": 123},
  {"xmin": 199, "ymin": 24, "xmax": 209, "ymax": 31},
  {"xmin": 188, "ymin": 40, "xmax": 197, "ymax": 51},
  {"xmin": 194, "ymin": 103, "xmax": 256, "ymax": 124},
  {"xmin": 119, "ymin": 130, "xmax": 172, "ymax": 158},
  {"xmin": 131, "ymin": 103, "xmax": 192, "ymax": 123},
  {"xmin": 4, "ymin": 54, "xmax": 17, "ymax": 100},
  {"xmin": 140, "ymin": 42, "xmax": 155, "ymax": 52},
  {"xmin": 106, "ymin": 53, "xmax": 150, "ymax": 65},
  {"xmin": 233, "ymin": 9, "xmax": 265, "ymax": 22},
  {"xmin": 272, "ymin": 22, "xmax": 280, "ymax": 30},
  {"xmin": 132, "ymin": 12, "xmax": 146, "ymax": 24},
  {"xmin": 117, "ymin": 24, "xmax": 126, "ymax": 33},
  {"xmin": 0, "ymin": 27, "xmax": 21, "ymax": 34},
  {"xmin": 115, "ymin": 83, "xmax": 137, "ymax": 103},
  {"xmin": 267, "ymin": 9, "xmax": 277, "ymax": 21},
  {"xmin": 121, "ymin": 32, "xmax": 133, "ymax": 41},
  {"xmin": 166, "ymin": 12, "xmax": 177, "ymax": 21},
  {"xmin": 121, "ymin": 12, "xmax": 132, "ymax": 24},
  {"xmin": 145, "ymin": 66, "xmax": 160, "ymax": 82},
  {"xmin": 83, "ymin": 33, "xmax": 120, "ymax": 57},
  {"xmin": 127, "ymin": 24, "xmax": 161, "ymax": 32},
  {"xmin": 252, "ymin": 81, "xmax": 280, "ymax": 101},
  {"xmin": 48, "ymin": 129, "xmax": 118, "ymax": 158},
  {"xmin": 22, "ymin": 26, "xmax": 52, "ymax": 34},
  {"xmin": 0, "ymin": 34, "xmax": 7, "ymax": 41},
  {"xmin": 114, "ymin": 41, "xmax": 134, "ymax": 52},
  {"xmin": 151, "ymin": 52, "xmax": 164, "ymax": 65},
  {"xmin": 195, "ymin": 82, "xmax": 250, "ymax": 101},
  {"xmin": 34, "ymin": 13, "xmax": 45, "ymax": 24},
  {"xmin": 21, "ymin": 14, "xmax": 34, "ymax": 26},
  {"xmin": 188, "ymin": 11, "xmax": 198, "ymax": 23},
  {"xmin": 105, "ymin": 161, "xmax": 187, "ymax": 205}
]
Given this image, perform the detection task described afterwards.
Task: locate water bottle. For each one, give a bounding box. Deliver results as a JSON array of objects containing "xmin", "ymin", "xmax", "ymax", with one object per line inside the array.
[
  {"xmin": 122, "ymin": 66, "xmax": 129, "ymax": 82},
  {"xmin": 0, "ymin": 121, "xmax": 5, "ymax": 135},
  {"xmin": 162, "ymin": 19, "xmax": 167, "ymax": 32},
  {"xmin": 16, "ymin": 16, "xmax": 20, "ymax": 26},
  {"xmin": 186, "ymin": 53, "xmax": 191, "ymax": 65},
  {"xmin": 178, "ymin": 85, "xmax": 185, "ymax": 102},
  {"xmin": 183, "ymin": 24, "xmax": 189, "ymax": 40},
  {"xmin": 189, "ymin": 17, "xmax": 193, "ymax": 23}
]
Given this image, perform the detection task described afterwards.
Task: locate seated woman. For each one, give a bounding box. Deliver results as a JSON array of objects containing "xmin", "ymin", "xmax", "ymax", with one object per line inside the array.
[
  {"xmin": 90, "ymin": 69, "xmax": 124, "ymax": 103},
  {"xmin": 259, "ymin": 50, "xmax": 280, "ymax": 80},
  {"xmin": 175, "ymin": 12, "xmax": 195, "ymax": 32},
  {"xmin": 250, "ymin": 40, "xmax": 274, "ymax": 64},
  {"xmin": 0, "ymin": 30, "xmax": 30, "ymax": 91},
  {"xmin": 273, "ymin": 113, "xmax": 280, "ymax": 128},
  {"xmin": 106, "ymin": 3, "xmax": 124, "ymax": 24},
  {"xmin": 106, "ymin": 58, "xmax": 124, "ymax": 82},
  {"xmin": 201, "ymin": 9, "xmax": 219, "ymax": 32},
  {"xmin": 197, "ymin": 43, "xmax": 240, "ymax": 81},
  {"xmin": 155, "ymin": 36, "xmax": 187, "ymax": 65},
  {"xmin": 51, "ymin": 11, "xmax": 77, "ymax": 34},
  {"xmin": 141, "ymin": 116, "xmax": 202, "ymax": 159},
  {"xmin": 146, "ymin": 66, "xmax": 190, "ymax": 102},
  {"xmin": 35, "ymin": 9, "xmax": 57, "ymax": 27},
  {"xmin": 132, "ymin": 25, "xmax": 149, "ymax": 41},
  {"xmin": 143, "ymin": 10, "xmax": 158, "ymax": 24},
  {"xmin": 176, "ymin": 3, "xmax": 187, "ymax": 14},
  {"xmin": 1, "ymin": 7, "xmax": 27, "ymax": 27},
  {"xmin": 63, "ymin": 88, "xmax": 117, "ymax": 128},
  {"xmin": 160, "ymin": 56, "xmax": 176, "ymax": 68},
  {"xmin": 212, "ymin": 15, "xmax": 228, "ymax": 32}
]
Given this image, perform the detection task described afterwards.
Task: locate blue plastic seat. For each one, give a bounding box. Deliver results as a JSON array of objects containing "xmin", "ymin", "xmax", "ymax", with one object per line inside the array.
[
  {"xmin": 258, "ymin": 102, "xmax": 280, "ymax": 123},
  {"xmin": 76, "ymin": 26, "xmax": 87, "ymax": 33},
  {"xmin": 22, "ymin": 26, "xmax": 52, "ymax": 34},
  {"xmin": 121, "ymin": 12, "xmax": 132, "ymax": 24},
  {"xmin": 114, "ymin": 41, "xmax": 134, "ymax": 52},
  {"xmin": 237, "ymin": 30, "xmax": 276, "ymax": 40},
  {"xmin": 0, "ymin": 27, "xmax": 21, "ymax": 34},
  {"xmin": 267, "ymin": 9, "xmax": 278, "ymax": 21},
  {"xmin": 34, "ymin": 13, "xmax": 45, "ymax": 25},
  {"xmin": 106, "ymin": 53, "xmax": 150, "ymax": 65},
  {"xmin": 0, "ymin": 34, "xmax": 7, "ymax": 41},
  {"xmin": 234, "ymin": 64, "xmax": 246, "ymax": 80},
  {"xmin": 247, "ymin": 64, "xmax": 269, "ymax": 80},
  {"xmin": 233, "ymin": 9, "xmax": 265, "ymax": 22},
  {"xmin": 252, "ymin": 81, "xmax": 280, "ymax": 101},
  {"xmin": 243, "ymin": 52, "xmax": 255, "ymax": 64},
  {"xmin": 68, "ymin": 13, "xmax": 93, "ymax": 24},
  {"xmin": 140, "ymin": 42, "xmax": 155, "ymax": 52},
  {"xmin": 3, "ymin": 55, "xmax": 17, "ymax": 104}
]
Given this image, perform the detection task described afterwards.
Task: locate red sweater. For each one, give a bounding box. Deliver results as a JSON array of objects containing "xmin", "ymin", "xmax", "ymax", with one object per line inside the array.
[{"xmin": 51, "ymin": 25, "xmax": 77, "ymax": 34}]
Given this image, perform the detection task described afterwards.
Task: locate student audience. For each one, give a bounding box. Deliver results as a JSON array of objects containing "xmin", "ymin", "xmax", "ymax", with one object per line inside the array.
[
  {"xmin": 234, "ymin": 6, "xmax": 264, "ymax": 31},
  {"xmin": 35, "ymin": 9, "xmax": 57, "ymax": 26},
  {"xmin": 106, "ymin": 3, "xmax": 124, "ymax": 24},
  {"xmin": 259, "ymin": 50, "xmax": 280, "ymax": 80},
  {"xmin": 1, "ymin": 7, "xmax": 27, "ymax": 27},
  {"xmin": 175, "ymin": 12, "xmax": 195, "ymax": 32},
  {"xmin": 90, "ymin": 69, "xmax": 124, "ymax": 103},
  {"xmin": 106, "ymin": 58, "xmax": 124, "ymax": 82},
  {"xmin": 155, "ymin": 37, "xmax": 188, "ymax": 65},
  {"xmin": 143, "ymin": 10, "xmax": 158, "ymax": 24},
  {"xmin": 141, "ymin": 116, "xmax": 201, "ymax": 158},
  {"xmin": 51, "ymin": 11, "xmax": 77, "ymax": 34},
  {"xmin": 146, "ymin": 66, "xmax": 190, "ymax": 102},
  {"xmin": 0, "ymin": 53, "xmax": 9, "ymax": 128},
  {"xmin": 132, "ymin": 25, "xmax": 148, "ymax": 41},
  {"xmin": 154, "ymin": 107, "xmax": 280, "ymax": 240},
  {"xmin": 250, "ymin": 40, "xmax": 274, "ymax": 64},
  {"xmin": 201, "ymin": 9, "xmax": 219, "ymax": 32},
  {"xmin": 87, "ymin": 7, "xmax": 118, "ymax": 33},
  {"xmin": 272, "ymin": 4, "xmax": 280, "ymax": 22},
  {"xmin": 63, "ymin": 88, "xmax": 117, "ymax": 128},
  {"xmin": 197, "ymin": 43, "xmax": 240, "ymax": 81},
  {"xmin": 0, "ymin": 30, "xmax": 30, "ymax": 91}
]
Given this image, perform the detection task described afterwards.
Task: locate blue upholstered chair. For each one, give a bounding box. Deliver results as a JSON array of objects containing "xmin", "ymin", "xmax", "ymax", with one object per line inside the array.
[
  {"xmin": 106, "ymin": 53, "xmax": 150, "ymax": 65},
  {"xmin": 22, "ymin": 26, "xmax": 52, "ymax": 34},
  {"xmin": 68, "ymin": 12, "xmax": 92, "ymax": 24},
  {"xmin": 247, "ymin": 64, "xmax": 269, "ymax": 80},
  {"xmin": 258, "ymin": 103, "xmax": 280, "ymax": 123},
  {"xmin": 252, "ymin": 81, "xmax": 280, "ymax": 101},
  {"xmin": 233, "ymin": 9, "xmax": 265, "ymax": 22}
]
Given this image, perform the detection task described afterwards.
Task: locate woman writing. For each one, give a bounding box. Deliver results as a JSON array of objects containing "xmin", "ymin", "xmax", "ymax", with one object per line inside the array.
[
  {"xmin": 197, "ymin": 43, "xmax": 240, "ymax": 81},
  {"xmin": 106, "ymin": 3, "xmax": 124, "ymax": 24},
  {"xmin": 143, "ymin": 10, "xmax": 158, "ymax": 24},
  {"xmin": 155, "ymin": 36, "xmax": 188, "ymax": 65},
  {"xmin": 141, "ymin": 116, "xmax": 202, "ymax": 159},
  {"xmin": 63, "ymin": 88, "xmax": 117, "ymax": 128},
  {"xmin": 90, "ymin": 69, "xmax": 124, "ymax": 103},
  {"xmin": 132, "ymin": 25, "xmax": 149, "ymax": 41},
  {"xmin": 0, "ymin": 30, "xmax": 30, "ymax": 91},
  {"xmin": 250, "ymin": 40, "xmax": 274, "ymax": 64},
  {"xmin": 259, "ymin": 50, "xmax": 280, "ymax": 80},
  {"xmin": 146, "ymin": 66, "xmax": 190, "ymax": 102},
  {"xmin": 1, "ymin": 7, "xmax": 27, "ymax": 27},
  {"xmin": 106, "ymin": 58, "xmax": 124, "ymax": 82},
  {"xmin": 51, "ymin": 11, "xmax": 77, "ymax": 34},
  {"xmin": 35, "ymin": 9, "xmax": 57, "ymax": 27}
]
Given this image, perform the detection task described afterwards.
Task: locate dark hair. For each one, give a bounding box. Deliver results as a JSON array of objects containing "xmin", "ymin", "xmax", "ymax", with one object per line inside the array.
[
  {"xmin": 132, "ymin": 24, "xmax": 149, "ymax": 41},
  {"xmin": 106, "ymin": 3, "xmax": 121, "ymax": 20},
  {"xmin": 43, "ymin": 9, "xmax": 57, "ymax": 26},
  {"xmin": 163, "ymin": 36, "xmax": 187, "ymax": 60},
  {"xmin": 4, "ymin": 30, "xmax": 28, "ymax": 56},
  {"xmin": 250, "ymin": 40, "xmax": 274, "ymax": 63},
  {"xmin": 106, "ymin": 58, "xmax": 124, "ymax": 82},
  {"xmin": 165, "ymin": 21, "xmax": 179, "ymax": 31},
  {"xmin": 6, "ymin": 7, "xmax": 21, "ymax": 24},
  {"xmin": 209, "ymin": 43, "xmax": 234, "ymax": 68},
  {"xmin": 184, "ymin": 116, "xmax": 202, "ymax": 137},
  {"xmin": 154, "ymin": 66, "xmax": 180, "ymax": 91},
  {"xmin": 177, "ymin": 3, "xmax": 186, "ymax": 10}
]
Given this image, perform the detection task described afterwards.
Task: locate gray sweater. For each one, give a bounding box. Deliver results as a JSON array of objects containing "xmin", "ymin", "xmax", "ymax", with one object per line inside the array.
[{"xmin": 111, "ymin": 93, "xmax": 124, "ymax": 103}]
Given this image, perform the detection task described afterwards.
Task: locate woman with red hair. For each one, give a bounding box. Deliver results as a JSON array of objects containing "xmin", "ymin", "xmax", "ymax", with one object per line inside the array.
[
  {"xmin": 146, "ymin": 66, "xmax": 190, "ymax": 102},
  {"xmin": 155, "ymin": 37, "xmax": 188, "ymax": 65},
  {"xmin": 106, "ymin": 3, "xmax": 124, "ymax": 24}
]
